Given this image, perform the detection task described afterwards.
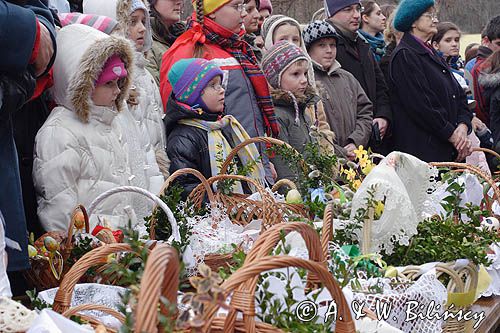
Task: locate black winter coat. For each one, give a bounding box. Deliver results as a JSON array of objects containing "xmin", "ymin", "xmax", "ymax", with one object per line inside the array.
[
  {"xmin": 164, "ymin": 97, "xmax": 220, "ymax": 199},
  {"xmin": 388, "ymin": 33, "xmax": 472, "ymax": 162},
  {"xmin": 328, "ymin": 23, "xmax": 392, "ymax": 123},
  {"xmin": 479, "ymin": 71, "xmax": 500, "ymax": 152}
]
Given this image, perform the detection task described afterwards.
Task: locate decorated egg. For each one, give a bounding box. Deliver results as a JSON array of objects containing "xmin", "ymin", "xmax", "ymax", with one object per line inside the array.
[
  {"xmin": 286, "ymin": 189, "xmax": 303, "ymax": 204},
  {"xmin": 43, "ymin": 236, "xmax": 60, "ymax": 252},
  {"xmin": 28, "ymin": 245, "xmax": 38, "ymax": 258},
  {"xmin": 73, "ymin": 211, "xmax": 86, "ymax": 230},
  {"xmin": 481, "ymin": 217, "xmax": 500, "ymax": 232}
]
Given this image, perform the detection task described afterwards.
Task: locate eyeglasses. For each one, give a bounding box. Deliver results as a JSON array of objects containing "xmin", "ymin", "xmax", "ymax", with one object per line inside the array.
[
  {"xmin": 230, "ymin": 3, "xmax": 247, "ymax": 13},
  {"xmin": 421, "ymin": 12, "xmax": 438, "ymax": 20},
  {"xmin": 340, "ymin": 4, "xmax": 364, "ymax": 14},
  {"xmin": 205, "ymin": 82, "xmax": 224, "ymax": 92}
]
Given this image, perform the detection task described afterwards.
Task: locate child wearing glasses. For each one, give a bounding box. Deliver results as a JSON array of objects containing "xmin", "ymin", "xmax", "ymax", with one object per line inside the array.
[
  {"xmin": 160, "ymin": 0, "xmax": 278, "ymax": 184},
  {"xmin": 165, "ymin": 58, "xmax": 266, "ymax": 198}
]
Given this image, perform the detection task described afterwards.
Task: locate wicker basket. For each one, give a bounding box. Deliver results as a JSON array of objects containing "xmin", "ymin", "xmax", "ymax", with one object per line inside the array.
[
  {"xmin": 24, "ymin": 205, "xmax": 91, "ymax": 291},
  {"xmin": 220, "ymin": 136, "xmax": 310, "ymax": 220},
  {"xmin": 149, "ymin": 168, "xmax": 235, "ymax": 273},
  {"xmin": 361, "ymin": 161, "xmax": 484, "ymax": 333},
  {"xmin": 52, "ymin": 243, "xmax": 179, "ymax": 333},
  {"xmin": 190, "ymin": 174, "xmax": 285, "ymax": 229},
  {"xmin": 202, "ymin": 255, "xmax": 356, "ymax": 332}
]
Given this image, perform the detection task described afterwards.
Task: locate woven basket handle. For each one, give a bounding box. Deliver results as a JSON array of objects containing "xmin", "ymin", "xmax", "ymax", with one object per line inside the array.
[
  {"xmin": 203, "ymin": 255, "xmax": 355, "ymax": 333},
  {"xmin": 321, "ymin": 203, "xmax": 334, "ymax": 259},
  {"xmin": 134, "ymin": 244, "xmax": 179, "ymax": 332},
  {"xmin": 87, "ymin": 186, "xmax": 180, "ymax": 242},
  {"xmin": 62, "ymin": 303, "xmax": 125, "ymax": 330},
  {"xmin": 150, "ymin": 168, "xmax": 215, "ymax": 240},
  {"xmin": 52, "ymin": 243, "xmax": 133, "ymax": 314},
  {"xmin": 270, "ymin": 178, "xmax": 297, "ymax": 192},
  {"xmin": 64, "ymin": 204, "xmax": 90, "ymax": 250},
  {"xmin": 219, "ymin": 136, "xmax": 305, "ymax": 175}
]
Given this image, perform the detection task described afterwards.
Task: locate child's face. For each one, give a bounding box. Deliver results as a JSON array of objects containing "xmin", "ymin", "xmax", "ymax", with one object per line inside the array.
[
  {"xmin": 308, "ymin": 37, "xmax": 337, "ymax": 70},
  {"xmin": 273, "ymin": 23, "xmax": 301, "ymax": 48},
  {"xmin": 211, "ymin": 0, "xmax": 247, "ymax": 34},
  {"xmin": 201, "ymin": 76, "xmax": 225, "ymax": 113},
  {"xmin": 280, "ymin": 60, "xmax": 308, "ymax": 96},
  {"xmin": 432, "ymin": 29, "xmax": 460, "ymax": 57},
  {"xmin": 128, "ymin": 9, "xmax": 147, "ymax": 51},
  {"xmin": 92, "ymin": 79, "xmax": 121, "ymax": 107}
]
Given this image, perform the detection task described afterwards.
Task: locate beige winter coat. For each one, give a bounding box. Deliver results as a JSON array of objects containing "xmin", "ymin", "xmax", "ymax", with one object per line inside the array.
[{"xmin": 314, "ymin": 60, "xmax": 373, "ymax": 156}]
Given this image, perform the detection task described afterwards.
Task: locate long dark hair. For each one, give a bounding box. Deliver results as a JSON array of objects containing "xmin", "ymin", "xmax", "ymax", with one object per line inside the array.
[{"xmin": 431, "ymin": 22, "xmax": 461, "ymax": 44}]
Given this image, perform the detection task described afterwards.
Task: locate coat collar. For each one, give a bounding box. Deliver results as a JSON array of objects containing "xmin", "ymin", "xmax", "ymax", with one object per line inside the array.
[
  {"xmin": 399, "ymin": 32, "xmax": 449, "ymax": 69},
  {"xmin": 312, "ymin": 59, "xmax": 342, "ymax": 76},
  {"xmin": 89, "ymin": 104, "xmax": 119, "ymax": 126}
]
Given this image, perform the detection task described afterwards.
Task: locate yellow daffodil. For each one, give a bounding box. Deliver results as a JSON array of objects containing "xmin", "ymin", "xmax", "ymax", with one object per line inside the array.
[
  {"xmin": 343, "ymin": 168, "xmax": 356, "ymax": 181},
  {"xmin": 374, "ymin": 201, "xmax": 385, "ymax": 218},
  {"xmin": 362, "ymin": 163, "xmax": 374, "ymax": 175},
  {"xmin": 353, "ymin": 179, "xmax": 362, "ymax": 190},
  {"xmin": 358, "ymin": 155, "xmax": 370, "ymax": 168},
  {"xmin": 353, "ymin": 145, "xmax": 367, "ymax": 160}
]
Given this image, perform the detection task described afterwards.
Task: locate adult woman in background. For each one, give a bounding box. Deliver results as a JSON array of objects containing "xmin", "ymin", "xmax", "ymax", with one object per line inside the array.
[
  {"xmin": 359, "ymin": 1, "xmax": 386, "ymax": 62},
  {"xmin": 147, "ymin": 0, "xmax": 186, "ymax": 85},
  {"xmin": 389, "ymin": 0, "xmax": 472, "ymax": 162}
]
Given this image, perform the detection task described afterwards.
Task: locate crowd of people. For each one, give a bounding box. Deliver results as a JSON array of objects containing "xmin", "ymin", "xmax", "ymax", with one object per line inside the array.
[{"xmin": 1, "ymin": 0, "xmax": 500, "ymax": 294}]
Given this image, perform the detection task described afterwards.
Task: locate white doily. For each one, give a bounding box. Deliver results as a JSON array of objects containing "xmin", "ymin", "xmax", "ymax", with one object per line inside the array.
[
  {"xmin": 350, "ymin": 152, "xmax": 439, "ymax": 254},
  {"xmin": 482, "ymin": 243, "xmax": 500, "ymax": 297},
  {"xmin": 38, "ymin": 283, "xmax": 126, "ymax": 329},
  {"xmin": 0, "ymin": 297, "xmax": 37, "ymax": 332},
  {"xmin": 182, "ymin": 203, "xmax": 261, "ymax": 276},
  {"xmin": 348, "ymin": 270, "xmax": 448, "ymax": 333}
]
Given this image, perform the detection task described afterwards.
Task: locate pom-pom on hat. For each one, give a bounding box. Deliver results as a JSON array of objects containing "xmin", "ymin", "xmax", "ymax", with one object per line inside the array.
[
  {"xmin": 168, "ymin": 58, "xmax": 224, "ymax": 108},
  {"xmin": 261, "ymin": 40, "xmax": 310, "ymax": 89},
  {"xmin": 95, "ymin": 54, "xmax": 128, "ymax": 86},
  {"xmin": 192, "ymin": 0, "xmax": 232, "ymax": 16},
  {"xmin": 302, "ymin": 20, "xmax": 339, "ymax": 49},
  {"xmin": 323, "ymin": 0, "xmax": 360, "ymax": 18},
  {"xmin": 393, "ymin": 0, "xmax": 435, "ymax": 32}
]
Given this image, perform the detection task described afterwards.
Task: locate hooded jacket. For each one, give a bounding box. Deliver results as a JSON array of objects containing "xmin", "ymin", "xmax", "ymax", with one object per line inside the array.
[
  {"xmin": 314, "ymin": 60, "xmax": 373, "ymax": 155},
  {"xmin": 33, "ymin": 24, "xmax": 136, "ymax": 231},
  {"xmin": 270, "ymin": 86, "xmax": 331, "ymax": 180},
  {"xmin": 84, "ymin": 0, "xmax": 168, "ymax": 177},
  {"xmin": 164, "ymin": 96, "xmax": 222, "ymax": 198},
  {"xmin": 479, "ymin": 70, "xmax": 500, "ymax": 150},
  {"xmin": 471, "ymin": 46, "xmax": 493, "ymax": 124}
]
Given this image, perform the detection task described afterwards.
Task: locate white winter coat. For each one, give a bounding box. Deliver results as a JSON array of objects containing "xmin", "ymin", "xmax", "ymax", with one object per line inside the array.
[
  {"xmin": 33, "ymin": 25, "xmax": 137, "ymax": 231},
  {"xmin": 83, "ymin": 0, "xmax": 169, "ymax": 176}
]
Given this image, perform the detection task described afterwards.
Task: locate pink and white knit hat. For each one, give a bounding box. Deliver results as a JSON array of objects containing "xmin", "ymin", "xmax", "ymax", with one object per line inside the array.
[{"xmin": 95, "ymin": 54, "xmax": 128, "ymax": 86}]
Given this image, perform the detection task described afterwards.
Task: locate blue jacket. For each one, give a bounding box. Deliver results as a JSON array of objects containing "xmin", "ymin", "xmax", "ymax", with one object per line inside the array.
[
  {"xmin": 0, "ymin": 0, "xmax": 56, "ymax": 271},
  {"xmin": 388, "ymin": 33, "xmax": 472, "ymax": 162}
]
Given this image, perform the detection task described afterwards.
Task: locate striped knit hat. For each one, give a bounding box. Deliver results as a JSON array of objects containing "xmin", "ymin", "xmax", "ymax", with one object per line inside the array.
[
  {"xmin": 261, "ymin": 40, "xmax": 310, "ymax": 89},
  {"xmin": 58, "ymin": 13, "xmax": 118, "ymax": 35},
  {"xmin": 168, "ymin": 58, "xmax": 224, "ymax": 109},
  {"xmin": 192, "ymin": 0, "xmax": 232, "ymax": 15}
]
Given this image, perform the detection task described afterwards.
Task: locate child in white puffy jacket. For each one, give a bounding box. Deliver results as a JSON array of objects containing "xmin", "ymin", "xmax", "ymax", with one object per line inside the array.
[
  {"xmin": 33, "ymin": 24, "xmax": 137, "ymax": 231},
  {"xmin": 83, "ymin": 0, "xmax": 169, "ymax": 178}
]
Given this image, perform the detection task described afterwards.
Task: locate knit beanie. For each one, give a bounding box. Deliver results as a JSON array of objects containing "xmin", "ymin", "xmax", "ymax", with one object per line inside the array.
[
  {"xmin": 323, "ymin": 0, "xmax": 360, "ymax": 18},
  {"xmin": 262, "ymin": 15, "xmax": 302, "ymax": 50},
  {"xmin": 261, "ymin": 40, "xmax": 310, "ymax": 89},
  {"xmin": 258, "ymin": 0, "xmax": 272, "ymax": 14},
  {"xmin": 192, "ymin": 0, "xmax": 232, "ymax": 15},
  {"xmin": 58, "ymin": 13, "xmax": 119, "ymax": 35},
  {"xmin": 393, "ymin": 0, "xmax": 435, "ymax": 32},
  {"xmin": 302, "ymin": 20, "xmax": 339, "ymax": 50},
  {"xmin": 96, "ymin": 54, "xmax": 128, "ymax": 86},
  {"xmin": 168, "ymin": 58, "xmax": 224, "ymax": 109}
]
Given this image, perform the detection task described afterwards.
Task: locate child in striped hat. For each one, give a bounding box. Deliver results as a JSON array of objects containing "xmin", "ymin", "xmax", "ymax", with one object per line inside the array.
[
  {"xmin": 261, "ymin": 41, "xmax": 335, "ymax": 181},
  {"xmin": 165, "ymin": 58, "xmax": 267, "ymax": 198}
]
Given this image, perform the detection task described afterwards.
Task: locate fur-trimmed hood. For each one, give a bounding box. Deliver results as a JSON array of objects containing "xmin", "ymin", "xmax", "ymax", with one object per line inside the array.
[
  {"xmin": 83, "ymin": 0, "xmax": 153, "ymax": 52},
  {"xmin": 479, "ymin": 71, "xmax": 500, "ymax": 90},
  {"xmin": 270, "ymin": 85, "xmax": 320, "ymax": 107},
  {"xmin": 52, "ymin": 24, "xmax": 135, "ymax": 123}
]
